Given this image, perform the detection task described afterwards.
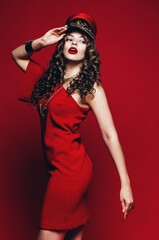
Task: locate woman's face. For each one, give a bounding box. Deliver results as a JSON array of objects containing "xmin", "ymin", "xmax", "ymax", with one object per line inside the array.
[{"xmin": 63, "ymin": 31, "xmax": 87, "ymax": 63}]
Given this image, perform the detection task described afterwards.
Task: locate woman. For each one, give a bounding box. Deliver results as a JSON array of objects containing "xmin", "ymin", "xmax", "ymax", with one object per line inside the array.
[{"xmin": 11, "ymin": 13, "xmax": 135, "ymax": 240}]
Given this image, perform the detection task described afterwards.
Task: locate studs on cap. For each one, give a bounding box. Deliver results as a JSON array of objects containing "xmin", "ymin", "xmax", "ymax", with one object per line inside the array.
[{"xmin": 68, "ymin": 19, "xmax": 94, "ymax": 40}]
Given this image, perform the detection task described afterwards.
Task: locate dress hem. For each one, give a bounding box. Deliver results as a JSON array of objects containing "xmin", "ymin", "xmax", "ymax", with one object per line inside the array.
[{"xmin": 39, "ymin": 215, "xmax": 90, "ymax": 231}]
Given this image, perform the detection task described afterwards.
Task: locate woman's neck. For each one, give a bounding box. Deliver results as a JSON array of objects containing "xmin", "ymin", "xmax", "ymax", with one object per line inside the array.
[{"xmin": 64, "ymin": 61, "xmax": 83, "ymax": 79}]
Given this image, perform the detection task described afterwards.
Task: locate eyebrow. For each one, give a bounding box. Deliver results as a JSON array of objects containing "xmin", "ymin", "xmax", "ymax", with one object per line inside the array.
[{"xmin": 67, "ymin": 33, "xmax": 84, "ymax": 38}]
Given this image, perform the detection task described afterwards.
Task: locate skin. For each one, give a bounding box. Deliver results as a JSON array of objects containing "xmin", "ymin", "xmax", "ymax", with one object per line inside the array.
[
  {"xmin": 11, "ymin": 25, "xmax": 134, "ymax": 240},
  {"xmin": 62, "ymin": 31, "xmax": 90, "ymax": 108},
  {"xmin": 63, "ymin": 31, "xmax": 87, "ymax": 74}
]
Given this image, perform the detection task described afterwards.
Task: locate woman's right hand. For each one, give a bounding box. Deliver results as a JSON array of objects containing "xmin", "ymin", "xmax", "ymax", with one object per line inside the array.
[{"xmin": 40, "ymin": 25, "xmax": 68, "ymax": 48}]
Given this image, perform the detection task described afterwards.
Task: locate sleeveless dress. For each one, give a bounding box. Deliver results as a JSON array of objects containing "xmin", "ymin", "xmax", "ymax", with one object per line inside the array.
[{"xmin": 17, "ymin": 58, "xmax": 93, "ymax": 230}]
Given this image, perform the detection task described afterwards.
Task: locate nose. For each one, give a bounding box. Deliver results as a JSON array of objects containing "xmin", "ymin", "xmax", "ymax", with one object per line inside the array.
[{"xmin": 72, "ymin": 39, "xmax": 78, "ymax": 45}]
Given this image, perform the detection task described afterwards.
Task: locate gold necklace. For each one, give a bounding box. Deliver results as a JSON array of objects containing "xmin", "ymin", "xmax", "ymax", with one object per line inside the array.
[
  {"xmin": 63, "ymin": 71, "xmax": 81, "ymax": 82},
  {"xmin": 39, "ymin": 71, "xmax": 81, "ymax": 120}
]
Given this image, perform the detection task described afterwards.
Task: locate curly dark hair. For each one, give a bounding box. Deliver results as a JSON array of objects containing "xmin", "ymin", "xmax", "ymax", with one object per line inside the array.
[{"xmin": 30, "ymin": 32, "xmax": 101, "ymax": 108}]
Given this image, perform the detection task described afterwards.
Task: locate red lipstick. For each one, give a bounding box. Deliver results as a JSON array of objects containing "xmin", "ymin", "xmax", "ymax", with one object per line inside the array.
[{"xmin": 68, "ymin": 47, "xmax": 78, "ymax": 54}]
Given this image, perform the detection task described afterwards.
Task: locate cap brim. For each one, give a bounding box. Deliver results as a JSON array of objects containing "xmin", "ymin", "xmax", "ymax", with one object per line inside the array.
[{"xmin": 65, "ymin": 26, "xmax": 94, "ymax": 40}]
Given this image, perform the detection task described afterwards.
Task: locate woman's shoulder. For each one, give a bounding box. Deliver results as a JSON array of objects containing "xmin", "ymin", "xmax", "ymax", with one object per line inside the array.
[
  {"xmin": 93, "ymin": 81, "xmax": 103, "ymax": 89},
  {"xmin": 85, "ymin": 81, "xmax": 104, "ymax": 104},
  {"xmin": 17, "ymin": 58, "xmax": 46, "ymax": 103},
  {"xmin": 87, "ymin": 81, "xmax": 103, "ymax": 96}
]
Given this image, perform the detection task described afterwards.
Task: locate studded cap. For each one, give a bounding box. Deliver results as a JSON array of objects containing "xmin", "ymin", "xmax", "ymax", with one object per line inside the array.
[{"xmin": 65, "ymin": 13, "xmax": 97, "ymax": 41}]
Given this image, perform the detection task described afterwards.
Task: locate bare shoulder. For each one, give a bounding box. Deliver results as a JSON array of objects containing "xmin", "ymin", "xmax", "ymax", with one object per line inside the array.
[{"xmin": 85, "ymin": 82, "xmax": 106, "ymax": 107}]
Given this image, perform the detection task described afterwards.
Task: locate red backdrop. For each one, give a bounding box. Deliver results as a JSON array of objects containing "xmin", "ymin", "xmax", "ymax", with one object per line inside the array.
[{"xmin": 1, "ymin": 0, "xmax": 159, "ymax": 239}]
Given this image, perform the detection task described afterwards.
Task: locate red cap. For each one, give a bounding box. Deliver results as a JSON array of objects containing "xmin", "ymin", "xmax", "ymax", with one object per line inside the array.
[{"xmin": 65, "ymin": 12, "xmax": 97, "ymax": 40}]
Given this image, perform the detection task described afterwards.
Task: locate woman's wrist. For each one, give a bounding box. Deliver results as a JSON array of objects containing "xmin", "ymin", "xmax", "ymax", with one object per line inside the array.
[
  {"xmin": 120, "ymin": 175, "xmax": 130, "ymax": 187},
  {"xmin": 31, "ymin": 38, "xmax": 45, "ymax": 52}
]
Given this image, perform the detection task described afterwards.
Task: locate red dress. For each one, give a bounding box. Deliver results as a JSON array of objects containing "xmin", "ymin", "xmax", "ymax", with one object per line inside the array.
[{"xmin": 17, "ymin": 59, "xmax": 93, "ymax": 230}]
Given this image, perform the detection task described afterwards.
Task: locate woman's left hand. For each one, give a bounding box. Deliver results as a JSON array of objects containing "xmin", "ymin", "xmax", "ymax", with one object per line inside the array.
[{"xmin": 120, "ymin": 184, "xmax": 135, "ymax": 219}]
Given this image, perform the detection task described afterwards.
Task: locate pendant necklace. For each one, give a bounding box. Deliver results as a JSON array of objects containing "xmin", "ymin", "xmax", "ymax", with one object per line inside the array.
[
  {"xmin": 60, "ymin": 71, "xmax": 81, "ymax": 86},
  {"xmin": 39, "ymin": 71, "xmax": 81, "ymax": 120}
]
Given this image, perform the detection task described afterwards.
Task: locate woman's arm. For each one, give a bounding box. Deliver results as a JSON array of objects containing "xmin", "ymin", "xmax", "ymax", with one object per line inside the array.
[
  {"xmin": 11, "ymin": 25, "xmax": 68, "ymax": 72},
  {"xmin": 85, "ymin": 82, "xmax": 134, "ymax": 219},
  {"xmin": 11, "ymin": 38, "xmax": 44, "ymax": 72}
]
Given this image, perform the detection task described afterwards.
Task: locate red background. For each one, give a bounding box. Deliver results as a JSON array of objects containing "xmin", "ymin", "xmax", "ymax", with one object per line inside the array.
[{"xmin": 1, "ymin": 0, "xmax": 159, "ymax": 239}]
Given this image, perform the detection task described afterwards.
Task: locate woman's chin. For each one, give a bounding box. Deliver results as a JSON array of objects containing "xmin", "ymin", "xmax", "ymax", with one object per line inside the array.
[{"xmin": 65, "ymin": 58, "xmax": 83, "ymax": 64}]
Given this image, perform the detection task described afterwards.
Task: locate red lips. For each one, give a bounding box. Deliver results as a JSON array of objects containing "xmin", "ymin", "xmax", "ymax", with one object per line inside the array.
[{"xmin": 68, "ymin": 47, "xmax": 78, "ymax": 54}]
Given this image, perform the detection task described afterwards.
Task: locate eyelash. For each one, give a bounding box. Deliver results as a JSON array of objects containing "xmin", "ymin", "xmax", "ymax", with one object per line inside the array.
[{"xmin": 66, "ymin": 38, "xmax": 86, "ymax": 44}]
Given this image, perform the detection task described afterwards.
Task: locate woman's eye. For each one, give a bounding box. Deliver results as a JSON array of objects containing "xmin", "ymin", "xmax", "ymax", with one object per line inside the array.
[
  {"xmin": 79, "ymin": 39, "xmax": 86, "ymax": 43},
  {"xmin": 66, "ymin": 38, "xmax": 86, "ymax": 43}
]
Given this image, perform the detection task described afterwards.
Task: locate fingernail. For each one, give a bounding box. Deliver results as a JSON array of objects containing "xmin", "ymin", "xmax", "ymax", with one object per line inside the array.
[{"xmin": 122, "ymin": 209, "xmax": 124, "ymax": 212}]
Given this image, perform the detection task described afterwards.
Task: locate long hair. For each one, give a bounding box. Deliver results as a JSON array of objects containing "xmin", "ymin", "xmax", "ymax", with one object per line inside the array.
[{"xmin": 30, "ymin": 32, "xmax": 101, "ymax": 108}]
